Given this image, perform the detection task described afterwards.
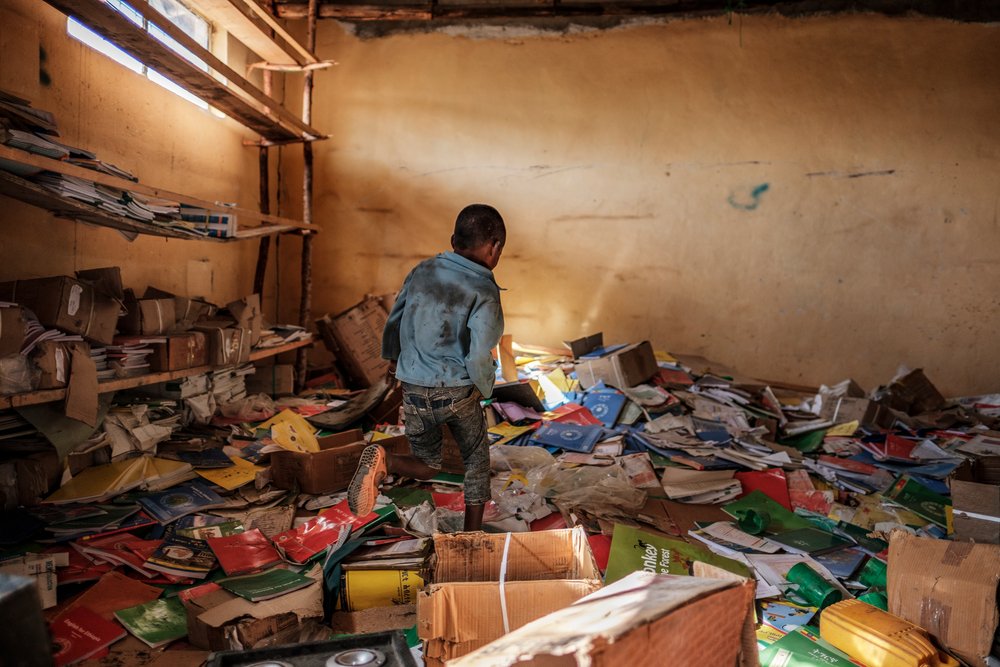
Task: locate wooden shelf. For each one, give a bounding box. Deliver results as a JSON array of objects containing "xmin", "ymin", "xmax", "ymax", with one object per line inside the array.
[
  {"xmin": 190, "ymin": 0, "xmax": 322, "ymax": 68},
  {"xmin": 0, "ymin": 338, "xmax": 313, "ymax": 410},
  {"xmin": 42, "ymin": 0, "xmax": 324, "ymax": 143},
  {"xmin": 0, "ymin": 145, "xmax": 317, "ymax": 241}
]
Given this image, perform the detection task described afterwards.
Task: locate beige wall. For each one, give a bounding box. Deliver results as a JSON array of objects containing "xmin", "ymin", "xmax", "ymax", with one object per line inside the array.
[
  {"xmin": 0, "ymin": 0, "xmax": 263, "ymax": 307},
  {"xmin": 285, "ymin": 13, "xmax": 1000, "ymax": 396}
]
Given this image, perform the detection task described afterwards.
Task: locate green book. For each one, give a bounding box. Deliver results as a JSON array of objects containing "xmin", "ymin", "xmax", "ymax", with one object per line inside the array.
[
  {"xmin": 883, "ymin": 476, "xmax": 951, "ymax": 528},
  {"xmin": 722, "ymin": 491, "xmax": 815, "ymax": 534},
  {"xmin": 114, "ymin": 597, "xmax": 188, "ymax": 648},
  {"xmin": 759, "ymin": 628, "xmax": 856, "ymax": 666},
  {"xmin": 604, "ymin": 524, "xmax": 750, "ymax": 584},
  {"xmin": 767, "ymin": 527, "xmax": 853, "ymax": 556},
  {"xmin": 219, "ymin": 566, "xmax": 314, "ymax": 602}
]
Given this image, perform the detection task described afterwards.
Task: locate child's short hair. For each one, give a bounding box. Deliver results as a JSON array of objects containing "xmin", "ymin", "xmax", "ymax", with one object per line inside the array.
[{"xmin": 453, "ymin": 204, "xmax": 506, "ymax": 250}]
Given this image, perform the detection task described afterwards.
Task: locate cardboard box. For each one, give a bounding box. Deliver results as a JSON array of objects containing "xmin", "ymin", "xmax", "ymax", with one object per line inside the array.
[
  {"xmin": 270, "ymin": 430, "xmax": 408, "ymax": 495},
  {"xmin": 449, "ymin": 572, "xmax": 756, "ymax": 667},
  {"xmin": 31, "ymin": 340, "xmax": 74, "ymax": 389},
  {"xmin": 245, "ymin": 363, "xmax": 294, "ymax": 396},
  {"xmin": 144, "ymin": 286, "xmax": 215, "ymax": 329},
  {"xmin": 330, "ymin": 604, "xmax": 416, "ymax": 635},
  {"xmin": 0, "ymin": 276, "xmax": 119, "ymax": 345},
  {"xmin": 192, "ymin": 320, "xmax": 251, "ymax": 367},
  {"xmin": 317, "ymin": 297, "xmax": 391, "ymax": 387},
  {"xmin": 181, "ymin": 566, "xmax": 323, "ymax": 651},
  {"xmin": 418, "ymin": 527, "xmax": 602, "ymax": 666},
  {"xmin": 574, "ymin": 340, "xmax": 658, "ymax": 390},
  {"xmin": 149, "ymin": 332, "xmax": 209, "ymax": 372},
  {"xmin": 227, "ymin": 294, "xmax": 262, "ymax": 347},
  {"xmin": 888, "ymin": 531, "xmax": 1000, "ymax": 666},
  {"xmin": 0, "ymin": 306, "xmax": 25, "ymax": 357},
  {"xmin": 952, "ymin": 463, "xmax": 1000, "ymax": 544}
]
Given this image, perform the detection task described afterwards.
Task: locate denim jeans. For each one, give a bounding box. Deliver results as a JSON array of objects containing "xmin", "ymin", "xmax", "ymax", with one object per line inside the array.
[{"xmin": 400, "ymin": 382, "xmax": 491, "ymax": 505}]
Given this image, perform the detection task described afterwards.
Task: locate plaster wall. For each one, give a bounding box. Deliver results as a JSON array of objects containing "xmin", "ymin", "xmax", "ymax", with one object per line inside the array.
[
  {"xmin": 0, "ymin": 0, "xmax": 263, "ymax": 307},
  {"xmin": 288, "ymin": 13, "xmax": 1000, "ymax": 396}
]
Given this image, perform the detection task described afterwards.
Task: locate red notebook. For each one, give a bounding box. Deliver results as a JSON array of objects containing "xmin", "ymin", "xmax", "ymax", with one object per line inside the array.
[
  {"xmin": 50, "ymin": 606, "xmax": 126, "ymax": 666},
  {"xmin": 319, "ymin": 498, "xmax": 380, "ymax": 530},
  {"xmin": 207, "ymin": 528, "xmax": 282, "ymax": 576},
  {"xmin": 734, "ymin": 469, "xmax": 792, "ymax": 511},
  {"xmin": 544, "ymin": 403, "xmax": 602, "ymax": 426},
  {"xmin": 273, "ymin": 515, "xmax": 351, "ymax": 565}
]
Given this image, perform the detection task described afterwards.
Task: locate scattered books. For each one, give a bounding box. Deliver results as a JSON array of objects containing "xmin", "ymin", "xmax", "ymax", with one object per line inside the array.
[
  {"xmin": 208, "ymin": 528, "xmax": 283, "ymax": 576},
  {"xmin": 219, "ymin": 566, "xmax": 314, "ymax": 602},
  {"xmin": 113, "ymin": 597, "xmax": 188, "ymax": 648},
  {"xmin": 136, "ymin": 481, "xmax": 226, "ymax": 524},
  {"xmin": 144, "ymin": 534, "xmax": 217, "ymax": 579},
  {"xmin": 50, "ymin": 606, "xmax": 126, "ymax": 666}
]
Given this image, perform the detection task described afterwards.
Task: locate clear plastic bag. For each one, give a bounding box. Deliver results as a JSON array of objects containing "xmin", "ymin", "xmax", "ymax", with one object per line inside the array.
[
  {"xmin": 0, "ymin": 354, "xmax": 37, "ymax": 394},
  {"xmin": 219, "ymin": 393, "xmax": 277, "ymax": 422},
  {"xmin": 548, "ymin": 463, "xmax": 647, "ymax": 514}
]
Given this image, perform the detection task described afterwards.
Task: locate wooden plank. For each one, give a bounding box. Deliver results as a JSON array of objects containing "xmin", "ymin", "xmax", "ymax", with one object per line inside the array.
[
  {"xmin": 0, "ymin": 338, "xmax": 313, "ymax": 410},
  {"xmin": 0, "ymin": 169, "xmax": 224, "ymax": 242},
  {"xmin": 0, "ymin": 146, "xmax": 317, "ymax": 232},
  {"xmin": 276, "ymin": 2, "xmax": 431, "ymax": 19},
  {"xmin": 40, "ymin": 0, "xmax": 319, "ymax": 142},
  {"xmin": 187, "ymin": 0, "xmax": 304, "ymax": 66},
  {"xmin": 234, "ymin": 0, "xmax": 320, "ymax": 65},
  {"xmin": 121, "ymin": 0, "xmax": 320, "ymax": 139}
]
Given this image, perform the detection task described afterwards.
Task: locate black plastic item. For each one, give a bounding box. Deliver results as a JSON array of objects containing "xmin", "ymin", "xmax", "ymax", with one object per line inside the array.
[{"xmin": 204, "ymin": 631, "xmax": 417, "ymax": 667}]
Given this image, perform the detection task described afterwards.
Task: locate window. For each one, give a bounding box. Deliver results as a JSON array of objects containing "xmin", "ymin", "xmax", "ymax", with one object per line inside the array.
[{"xmin": 68, "ymin": 0, "xmax": 212, "ymax": 110}]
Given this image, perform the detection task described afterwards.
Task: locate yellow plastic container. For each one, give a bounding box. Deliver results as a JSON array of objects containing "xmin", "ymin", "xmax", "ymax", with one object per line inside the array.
[{"xmin": 820, "ymin": 599, "xmax": 960, "ymax": 667}]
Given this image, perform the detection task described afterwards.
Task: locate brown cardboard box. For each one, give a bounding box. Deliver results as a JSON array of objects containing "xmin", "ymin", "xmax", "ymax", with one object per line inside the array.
[
  {"xmin": 0, "ymin": 276, "xmax": 119, "ymax": 345},
  {"xmin": 418, "ymin": 527, "xmax": 602, "ymax": 666},
  {"xmin": 330, "ymin": 604, "xmax": 416, "ymax": 635},
  {"xmin": 245, "ymin": 364, "xmax": 295, "ymax": 396},
  {"xmin": 574, "ymin": 340, "xmax": 658, "ymax": 390},
  {"xmin": 227, "ymin": 294, "xmax": 262, "ymax": 347},
  {"xmin": 144, "ymin": 286, "xmax": 215, "ymax": 329},
  {"xmin": 888, "ymin": 531, "xmax": 1000, "ymax": 666},
  {"xmin": 270, "ymin": 430, "xmax": 408, "ymax": 495},
  {"xmin": 952, "ymin": 462, "xmax": 1000, "ymax": 544},
  {"xmin": 317, "ymin": 297, "xmax": 391, "ymax": 387},
  {"xmin": 0, "ymin": 306, "xmax": 26, "ymax": 356},
  {"xmin": 192, "ymin": 320, "xmax": 251, "ymax": 367},
  {"xmin": 32, "ymin": 340, "xmax": 75, "ymax": 389},
  {"xmin": 149, "ymin": 332, "xmax": 209, "ymax": 372},
  {"xmin": 449, "ymin": 572, "xmax": 756, "ymax": 667},
  {"xmin": 15, "ymin": 450, "xmax": 60, "ymax": 506},
  {"xmin": 181, "ymin": 566, "xmax": 324, "ymax": 651}
]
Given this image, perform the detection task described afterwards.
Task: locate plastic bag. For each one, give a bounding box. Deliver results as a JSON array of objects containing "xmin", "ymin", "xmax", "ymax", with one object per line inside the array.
[
  {"xmin": 219, "ymin": 393, "xmax": 278, "ymax": 422},
  {"xmin": 547, "ymin": 463, "xmax": 647, "ymax": 514},
  {"xmin": 0, "ymin": 354, "xmax": 37, "ymax": 395}
]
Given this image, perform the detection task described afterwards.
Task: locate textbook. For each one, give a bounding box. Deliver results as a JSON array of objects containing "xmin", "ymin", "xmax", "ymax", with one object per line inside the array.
[
  {"xmin": 207, "ymin": 528, "xmax": 282, "ymax": 576},
  {"xmin": 219, "ymin": 566, "xmax": 314, "ymax": 602},
  {"xmin": 136, "ymin": 481, "xmax": 225, "ymax": 524},
  {"xmin": 51, "ymin": 606, "xmax": 126, "ymax": 666},
  {"xmin": 144, "ymin": 534, "xmax": 216, "ymax": 579},
  {"xmin": 604, "ymin": 523, "xmax": 750, "ymax": 584},
  {"xmin": 113, "ymin": 597, "xmax": 187, "ymax": 648}
]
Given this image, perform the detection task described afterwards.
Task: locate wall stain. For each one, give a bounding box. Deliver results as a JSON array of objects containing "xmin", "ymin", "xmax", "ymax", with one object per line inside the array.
[
  {"xmin": 806, "ymin": 169, "xmax": 896, "ymax": 178},
  {"xmin": 551, "ymin": 213, "xmax": 653, "ymax": 222},
  {"xmin": 728, "ymin": 183, "xmax": 770, "ymax": 211}
]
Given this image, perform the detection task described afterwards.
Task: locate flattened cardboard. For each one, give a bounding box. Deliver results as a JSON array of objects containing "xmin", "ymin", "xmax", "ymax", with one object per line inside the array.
[
  {"xmin": 182, "ymin": 565, "xmax": 323, "ymax": 651},
  {"xmin": 952, "ymin": 463, "xmax": 1000, "ymax": 544},
  {"xmin": 419, "ymin": 528, "xmax": 602, "ymax": 665},
  {"xmin": 316, "ymin": 297, "xmax": 391, "ymax": 387},
  {"xmin": 448, "ymin": 573, "xmax": 756, "ymax": 667},
  {"xmin": 0, "ymin": 306, "xmax": 26, "ymax": 356},
  {"xmin": 0, "ymin": 276, "xmax": 119, "ymax": 345},
  {"xmin": 65, "ymin": 343, "xmax": 99, "ymax": 427},
  {"xmin": 329, "ymin": 604, "xmax": 416, "ymax": 635},
  {"xmin": 564, "ymin": 332, "xmax": 604, "ymax": 359},
  {"xmin": 888, "ymin": 531, "xmax": 1000, "ymax": 666},
  {"xmin": 574, "ymin": 341, "xmax": 658, "ymax": 390},
  {"xmin": 149, "ymin": 332, "xmax": 208, "ymax": 372}
]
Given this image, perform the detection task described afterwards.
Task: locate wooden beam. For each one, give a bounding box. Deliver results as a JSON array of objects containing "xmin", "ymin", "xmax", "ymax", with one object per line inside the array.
[
  {"xmin": 187, "ymin": 0, "xmax": 311, "ymax": 66},
  {"xmin": 42, "ymin": 0, "xmax": 320, "ymax": 141},
  {"xmin": 0, "ymin": 145, "xmax": 317, "ymax": 232},
  {"xmin": 233, "ymin": 0, "xmax": 321, "ymax": 65}
]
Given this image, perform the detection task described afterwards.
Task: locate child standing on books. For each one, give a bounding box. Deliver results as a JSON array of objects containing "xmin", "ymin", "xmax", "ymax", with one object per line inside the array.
[{"xmin": 348, "ymin": 204, "xmax": 506, "ymax": 531}]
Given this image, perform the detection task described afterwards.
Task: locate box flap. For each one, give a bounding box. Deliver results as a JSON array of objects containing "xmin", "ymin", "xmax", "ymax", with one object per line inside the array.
[
  {"xmin": 564, "ymin": 332, "xmax": 603, "ymax": 359},
  {"xmin": 887, "ymin": 531, "xmax": 1000, "ymax": 666},
  {"xmin": 196, "ymin": 565, "xmax": 323, "ymax": 628},
  {"xmin": 316, "ymin": 429, "xmax": 366, "ymax": 452},
  {"xmin": 433, "ymin": 527, "xmax": 599, "ymax": 583}
]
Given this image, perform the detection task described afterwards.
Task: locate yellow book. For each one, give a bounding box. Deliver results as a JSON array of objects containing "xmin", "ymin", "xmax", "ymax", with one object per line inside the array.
[
  {"xmin": 488, "ymin": 423, "xmax": 535, "ymax": 446},
  {"xmin": 259, "ymin": 409, "xmax": 319, "ymax": 452},
  {"xmin": 196, "ymin": 456, "xmax": 263, "ymax": 491}
]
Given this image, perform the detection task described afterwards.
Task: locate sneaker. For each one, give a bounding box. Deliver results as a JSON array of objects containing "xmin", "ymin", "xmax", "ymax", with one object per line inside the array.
[{"xmin": 347, "ymin": 444, "xmax": 387, "ymax": 517}]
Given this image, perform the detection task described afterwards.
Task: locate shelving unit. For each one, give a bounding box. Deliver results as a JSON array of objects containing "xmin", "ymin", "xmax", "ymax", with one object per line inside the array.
[
  {"xmin": 0, "ymin": 338, "xmax": 313, "ymax": 410},
  {"xmin": 0, "ymin": 145, "xmax": 316, "ymax": 240}
]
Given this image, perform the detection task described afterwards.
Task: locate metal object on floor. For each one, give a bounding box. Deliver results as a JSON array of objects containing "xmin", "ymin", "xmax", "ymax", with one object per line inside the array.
[{"xmin": 204, "ymin": 630, "xmax": 414, "ymax": 667}]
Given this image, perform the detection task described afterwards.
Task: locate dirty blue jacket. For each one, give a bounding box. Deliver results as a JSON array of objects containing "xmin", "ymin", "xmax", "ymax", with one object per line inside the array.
[{"xmin": 382, "ymin": 252, "xmax": 504, "ymax": 398}]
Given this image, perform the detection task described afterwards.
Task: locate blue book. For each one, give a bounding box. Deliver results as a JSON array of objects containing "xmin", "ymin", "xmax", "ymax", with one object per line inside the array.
[
  {"xmin": 814, "ymin": 547, "xmax": 867, "ymax": 579},
  {"xmin": 582, "ymin": 390, "xmax": 627, "ymax": 427},
  {"xmin": 530, "ymin": 422, "xmax": 604, "ymax": 453},
  {"xmin": 137, "ymin": 482, "xmax": 226, "ymax": 525}
]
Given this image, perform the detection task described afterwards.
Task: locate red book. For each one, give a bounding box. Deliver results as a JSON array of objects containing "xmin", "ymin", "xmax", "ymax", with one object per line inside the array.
[
  {"xmin": 734, "ymin": 469, "xmax": 792, "ymax": 511},
  {"xmin": 865, "ymin": 434, "xmax": 917, "ymax": 463},
  {"xmin": 653, "ymin": 367, "xmax": 694, "ymax": 387},
  {"xmin": 587, "ymin": 534, "xmax": 612, "ymax": 574},
  {"xmin": 273, "ymin": 515, "xmax": 352, "ymax": 565},
  {"xmin": 818, "ymin": 455, "xmax": 877, "ymax": 475},
  {"xmin": 207, "ymin": 528, "xmax": 282, "ymax": 576},
  {"xmin": 73, "ymin": 533, "xmax": 156, "ymax": 578},
  {"xmin": 50, "ymin": 606, "xmax": 126, "ymax": 666},
  {"xmin": 529, "ymin": 512, "xmax": 568, "ymax": 532},
  {"xmin": 544, "ymin": 402, "xmax": 602, "ymax": 426},
  {"xmin": 319, "ymin": 498, "xmax": 380, "ymax": 530},
  {"xmin": 431, "ymin": 491, "xmax": 466, "ymax": 511},
  {"xmin": 789, "ymin": 489, "xmax": 834, "ymax": 515}
]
